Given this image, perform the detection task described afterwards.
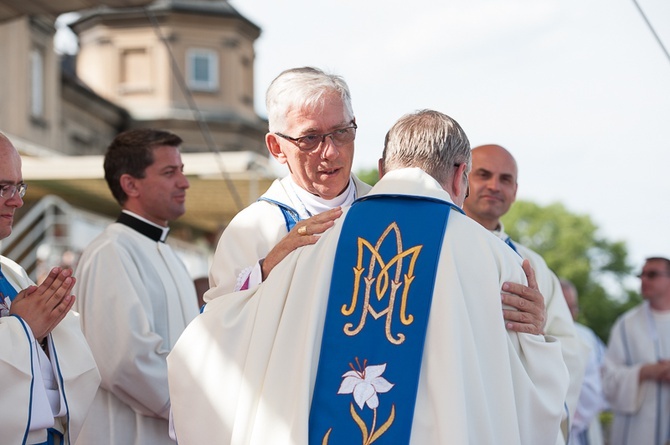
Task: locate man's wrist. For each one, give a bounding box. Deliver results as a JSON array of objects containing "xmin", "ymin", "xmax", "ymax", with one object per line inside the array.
[{"xmin": 259, "ymin": 258, "xmax": 266, "ymax": 280}]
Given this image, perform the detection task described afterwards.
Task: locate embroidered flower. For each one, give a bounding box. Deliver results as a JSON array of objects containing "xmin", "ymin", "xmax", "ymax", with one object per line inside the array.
[{"xmin": 338, "ymin": 359, "xmax": 394, "ymax": 410}]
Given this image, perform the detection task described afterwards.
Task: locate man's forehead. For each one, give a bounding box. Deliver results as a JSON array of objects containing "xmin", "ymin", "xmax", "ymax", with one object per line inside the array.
[
  {"xmin": 645, "ymin": 260, "xmax": 669, "ymax": 270},
  {"xmin": 150, "ymin": 145, "xmax": 182, "ymax": 163},
  {"xmin": 473, "ymin": 153, "xmax": 517, "ymax": 178},
  {"xmin": 286, "ymin": 94, "xmax": 349, "ymax": 125},
  {"xmin": 473, "ymin": 163, "xmax": 517, "ymax": 178},
  {"xmin": 0, "ymin": 142, "xmax": 22, "ymax": 176}
]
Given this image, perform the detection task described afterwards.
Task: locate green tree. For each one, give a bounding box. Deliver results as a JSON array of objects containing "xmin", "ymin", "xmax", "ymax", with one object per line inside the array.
[
  {"xmin": 355, "ymin": 168, "xmax": 379, "ymax": 186},
  {"xmin": 501, "ymin": 200, "xmax": 641, "ymax": 342}
]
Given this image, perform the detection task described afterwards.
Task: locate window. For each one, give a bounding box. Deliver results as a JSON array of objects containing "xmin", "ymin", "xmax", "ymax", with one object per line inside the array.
[
  {"xmin": 186, "ymin": 48, "xmax": 218, "ymax": 92},
  {"xmin": 119, "ymin": 47, "xmax": 152, "ymax": 93},
  {"xmin": 30, "ymin": 47, "xmax": 44, "ymax": 117}
]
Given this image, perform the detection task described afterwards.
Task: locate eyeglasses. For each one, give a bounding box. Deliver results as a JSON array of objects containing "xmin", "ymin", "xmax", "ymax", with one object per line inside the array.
[
  {"xmin": 0, "ymin": 183, "xmax": 27, "ymax": 199},
  {"xmin": 637, "ymin": 271, "xmax": 670, "ymax": 280},
  {"xmin": 275, "ymin": 122, "xmax": 357, "ymax": 152}
]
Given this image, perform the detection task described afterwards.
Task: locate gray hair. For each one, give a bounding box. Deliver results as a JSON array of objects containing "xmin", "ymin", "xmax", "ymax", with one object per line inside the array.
[
  {"xmin": 265, "ymin": 67, "xmax": 354, "ymax": 133},
  {"xmin": 381, "ymin": 110, "xmax": 471, "ymax": 186}
]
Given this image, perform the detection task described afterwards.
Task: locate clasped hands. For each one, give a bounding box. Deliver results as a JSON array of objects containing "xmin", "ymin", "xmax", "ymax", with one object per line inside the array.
[
  {"xmin": 640, "ymin": 361, "xmax": 670, "ymax": 383},
  {"xmin": 9, "ymin": 267, "xmax": 76, "ymax": 342}
]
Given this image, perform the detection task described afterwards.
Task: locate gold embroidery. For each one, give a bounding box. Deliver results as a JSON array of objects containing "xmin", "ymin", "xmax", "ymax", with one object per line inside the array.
[
  {"xmin": 322, "ymin": 404, "xmax": 395, "ymax": 445},
  {"xmin": 341, "ymin": 222, "xmax": 422, "ymax": 345}
]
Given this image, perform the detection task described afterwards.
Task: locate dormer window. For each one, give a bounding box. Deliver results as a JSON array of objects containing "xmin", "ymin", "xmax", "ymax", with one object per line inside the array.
[{"xmin": 186, "ymin": 48, "xmax": 218, "ymax": 92}]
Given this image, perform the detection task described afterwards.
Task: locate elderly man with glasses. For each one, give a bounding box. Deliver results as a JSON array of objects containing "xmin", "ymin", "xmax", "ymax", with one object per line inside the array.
[
  {"xmin": 204, "ymin": 67, "xmax": 372, "ymax": 300},
  {"xmin": 603, "ymin": 256, "xmax": 670, "ymax": 445},
  {"xmin": 0, "ymin": 132, "xmax": 100, "ymax": 445}
]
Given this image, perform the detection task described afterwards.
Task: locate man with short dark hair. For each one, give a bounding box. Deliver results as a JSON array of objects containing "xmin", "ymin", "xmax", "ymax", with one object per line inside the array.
[
  {"xmin": 73, "ymin": 129, "xmax": 199, "ymax": 445},
  {"xmin": 0, "ymin": 132, "xmax": 100, "ymax": 445},
  {"xmin": 603, "ymin": 257, "xmax": 670, "ymax": 445}
]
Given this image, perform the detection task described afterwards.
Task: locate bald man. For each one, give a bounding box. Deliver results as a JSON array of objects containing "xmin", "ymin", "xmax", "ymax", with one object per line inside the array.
[
  {"xmin": 463, "ymin": 144, "xmax": 589, "ymax": 444},
  {"xmin": 0, "ymin": 132, "xmax": 100, "ymax": 444}
]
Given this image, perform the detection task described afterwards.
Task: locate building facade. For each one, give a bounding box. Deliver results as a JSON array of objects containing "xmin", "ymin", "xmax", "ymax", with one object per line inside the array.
[{"xmin": 0, "ymin": 0, "xmax": 275, "ymax": 279}]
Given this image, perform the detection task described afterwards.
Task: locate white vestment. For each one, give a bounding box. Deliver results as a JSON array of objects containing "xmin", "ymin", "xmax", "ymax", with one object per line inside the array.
[
  {"xmin": 602, "ymin": 302, "xmax": 670, "ymax": 445},
  {"xmin": 496, "ymin": 226, "xmax": 590, "ymax": 426},
  {"xmin": 169, "ymin": 168, "xmax": 569, "ymax": 445},
  {"xmin": 205, "ymin": 174, "xmax": 372, "ymax": 299},
  {"xmin": 570, "ymin": 323, "xmax": 607, "ymax": 445},
  {"xmin": 73, "ymin": 218, "xmax": 199, "ymax": 445},
  {"xmin": 0, "ymin": 255, "xmax": 100, "ymax": 445}
]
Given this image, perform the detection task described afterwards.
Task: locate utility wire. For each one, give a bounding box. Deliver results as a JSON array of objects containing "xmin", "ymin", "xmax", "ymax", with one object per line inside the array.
[
  {"xmin": 631, "ymin": 0, "xmax": 670, "ymax": 67},
  {"xmin": 143, "ymin": 7, "xmax": 245, "ymax": 211}
]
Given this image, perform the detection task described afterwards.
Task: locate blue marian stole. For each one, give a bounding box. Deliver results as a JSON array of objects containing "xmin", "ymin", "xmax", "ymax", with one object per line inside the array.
[
  {"xmin": 0, "ymin": 265, "xmax": 18, "ymax": 302},
  {"xmin": 309, "ymin": 194, "xmax": 461, "ymax": 445}
]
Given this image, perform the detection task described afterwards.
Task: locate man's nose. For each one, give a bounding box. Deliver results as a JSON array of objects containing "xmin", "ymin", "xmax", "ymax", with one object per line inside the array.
[
  {"xmin": 486, "ymin": 176, "xmax": 501, "ymax": 190},
  {"xmin": 178, "ymin": 171, "xmax": 190, "ymax": 189},
  {"xmin": 4, "ymin": 191, "xmax": 24, "ymax": 208},
  {"xmin": 319, "ymin": 135, "xmax": 340, "ymax": 160}
]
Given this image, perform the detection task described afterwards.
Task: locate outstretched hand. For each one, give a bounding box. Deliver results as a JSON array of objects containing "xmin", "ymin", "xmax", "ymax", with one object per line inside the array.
[
  {"xmin": 501, "ymin": 259, "xmax": 547, "ymax": 335},
  {"xmin": 261, "ymin": 207, "xmax": 343, "ymax": 281},
  {"xmin": 9, "ymin": 267, "xmax": 76, "ymax": 342}
]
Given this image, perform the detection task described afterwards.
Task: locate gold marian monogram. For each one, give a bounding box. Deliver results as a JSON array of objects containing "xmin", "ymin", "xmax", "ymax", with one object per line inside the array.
[{"xmin": 340, "ymin": 222, "xmax": 422, "ymax": 345}]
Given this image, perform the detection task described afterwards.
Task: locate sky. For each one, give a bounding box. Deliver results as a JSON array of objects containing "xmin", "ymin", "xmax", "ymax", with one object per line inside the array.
[
  {"xmin": 225, "ymin": 0, "xmax": 670, "ymax": 271},
  {"xmin": 57, "ymin": 0, "xmax": 670, "ymax": 271}
]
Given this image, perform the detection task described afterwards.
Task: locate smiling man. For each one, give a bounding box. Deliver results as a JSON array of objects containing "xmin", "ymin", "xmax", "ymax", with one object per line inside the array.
[
  {"xmin": 72, "ymin": 129, "xmax": 199, "ymax": 445},
  {"xmin": 205, "ymin": 67, "xmax": 372, "ymax": 300},
  {"xmin": 463, "ymin": 144, "xmax": 589, "ymax": 444}
]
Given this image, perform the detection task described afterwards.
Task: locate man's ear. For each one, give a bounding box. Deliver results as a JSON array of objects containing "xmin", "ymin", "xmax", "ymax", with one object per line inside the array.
[
  {"xmin": 120, "ymin": 173, "xmax": 140, "ymax": 198},
  {"xmin": 377, "ymin": 158, "xmax": 385, "ymax": 180},
  {"xmin": 451, "ymin": 163, "xmax": 468, "ymax": 200},
  {"xmin": 266, "ymin": 133, "xmax": 287, "ymax": 164}
]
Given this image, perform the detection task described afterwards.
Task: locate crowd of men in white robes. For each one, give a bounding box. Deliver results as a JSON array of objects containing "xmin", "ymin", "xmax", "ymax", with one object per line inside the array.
[{"xmin": 2, "ymin": 66, "xmax": 668, "ymax": 445}]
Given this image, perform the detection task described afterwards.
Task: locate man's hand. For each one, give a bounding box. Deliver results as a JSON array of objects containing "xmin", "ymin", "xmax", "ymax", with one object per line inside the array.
[
  {"xmin": 501, "ymin": 259, "xmax": 547, "ymax": 335},
  {"xmin": 9, "ymin": 267, "xmax": 76, "ymax": 341},
  {"xmin": 261, "ymin": 207, "xmax": 343, "ymax": 280},
  {"xmin": 639, "ymin": 361, "xmax": 670, "ymax": 382}
]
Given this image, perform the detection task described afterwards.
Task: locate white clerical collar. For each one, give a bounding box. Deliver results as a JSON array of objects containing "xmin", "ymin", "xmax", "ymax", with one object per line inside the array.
[
  {"xmin": 289, "ymin": 176, "xmax": 356, "ymax": 217},
  {"xmin": 492, "ymin": 221, "xmax": 505, "ymax": 236},
  {"xmin": 121, "ymin": 210, "xmax": 170, "ymax": 242}
]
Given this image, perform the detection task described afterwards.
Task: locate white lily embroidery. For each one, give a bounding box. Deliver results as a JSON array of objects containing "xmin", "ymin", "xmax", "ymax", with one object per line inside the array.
[{"xmin": 338, "ymin": 360, "xmax": 394, "ymax": 410}]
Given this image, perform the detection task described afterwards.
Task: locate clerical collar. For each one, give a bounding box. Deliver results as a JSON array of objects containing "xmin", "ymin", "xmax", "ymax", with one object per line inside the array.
[
  {"xmin": 117, "ymin": 211, "xmax": 169, "ymax": 242},
  {"xmin": 289, "ymin": 176, "xmax": 355, "ymax": 217},
  {"xmin": 492, "ymin": 222, "xmax": 504, "ymax": 235}
]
